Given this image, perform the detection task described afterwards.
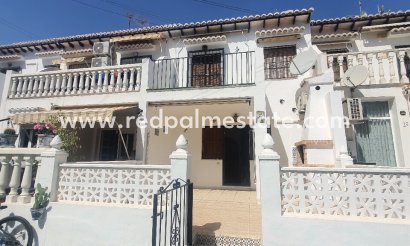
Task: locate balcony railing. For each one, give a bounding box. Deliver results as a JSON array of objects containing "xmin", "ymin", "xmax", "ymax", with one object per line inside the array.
[
  {"xmin": 0, "ymin": 148, "xmax": 46, "ymax": 203},
  {"xmin": 8, "ymin": 63, "xmax": 142, "ymax": 99},
  {"xmin": 328, "ymin": 49, "xmax": 410, "ymax": 87},
  {"xmin": 150, "ymin": 51, "xmax": 255, "ymax": 90}
]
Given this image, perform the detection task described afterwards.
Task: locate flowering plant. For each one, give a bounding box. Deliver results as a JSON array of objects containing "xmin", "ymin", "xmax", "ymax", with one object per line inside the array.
[{"xmin": 33, "ymin": 123, "xmax": 57, "ymax": 135}]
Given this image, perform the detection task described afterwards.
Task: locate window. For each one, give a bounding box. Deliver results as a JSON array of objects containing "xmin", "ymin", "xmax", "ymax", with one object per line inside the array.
[
  {"xmin": 189, "ymin": 49, "xmax": 224, "ymax": 87},
  {"xmin": 19, "ymin": 128, "xmax": 37, "ymax": 148},
  {"xmin": 121, "ymin": 55, "xmax": 152, "ymax": 65},
  {"xmin": 68, "ymin": 62, "xmax": 90, "ymax": 70},
  {"xmin": 202, "ymin": 127, "xmax": 224, "ymax": 159},
  {"xmin": 264, "ymin": 46, "xmax": 296, "ymax": 79}
]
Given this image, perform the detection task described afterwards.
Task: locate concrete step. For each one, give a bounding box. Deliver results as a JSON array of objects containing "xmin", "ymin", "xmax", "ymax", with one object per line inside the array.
[{"xmin": 194, "ymin": 234, "xmax": 261, "ymax": 246}]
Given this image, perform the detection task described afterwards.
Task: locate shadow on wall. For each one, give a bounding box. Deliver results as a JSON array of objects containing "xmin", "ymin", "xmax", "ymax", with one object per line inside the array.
[
  {"xmin": 193, "ymin": 222, "xmax": 221, "ymax": 246},
  {"xmin": 265, "ymin": 95, "xmax": 289, "ymax": 166}
]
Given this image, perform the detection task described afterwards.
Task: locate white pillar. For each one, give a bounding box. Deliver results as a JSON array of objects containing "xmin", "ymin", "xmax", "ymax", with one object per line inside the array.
[
  {"xmin": 136, "ymin": 101, "xmax": 147, "ymax": 162},
  {"xmin": 398, "ymin": 51, "xmax": 410, "ymax": 84},
  {"xmin": 97, "ymin": 71, "xmax": 103, "ymax": 92},
  {"xmin": 170, "ymin": 134, "xmax": 191, "ymax": 181},
  {"xmin": 103, "ymin": 70, "xmax": 109, "ymax": 92},
  {"xmin": 258, "ymin": 134, "xmax": 281, "ymax": 246},
  {"xmin": 367, "ymin": 53, "xmax": 376, "ymax": 84},
  {"xmin": 326, "ymin": 91, "xmax": 353, "ymax": 167},
  {"xmin": 253, "ymin": 86, "xmax": 267, "ymax": 201},
  {"xmin": 6, "ymin": 157, "xmax": 22, "ymax": 203},
  {"xmin": 129, "ymin": 68, "xmax": 135, "ymax": 91},
  {"xmin": 377, "ymin": 52, "xmax": 387, "ymax": 84},
  {"xmin": 115, "ymin": 69, "xmax": 122, "ymax": 92},
  {"xmin": 0, "ymin": 156, "xmax": 11, "ymax": 197},
  {"xmin": 18, "ymin": 156, "xmax": 34, "ymax": 203},
  {"xmin": 122, "ymin": 69, "xmax": 129, "ymax": 91},
  {"xmin": 36, "ymin": 140, "xmax": 68, "ymax": 202}
]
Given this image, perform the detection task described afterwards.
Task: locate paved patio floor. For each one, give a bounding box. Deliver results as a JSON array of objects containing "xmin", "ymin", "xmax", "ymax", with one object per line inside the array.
[{"xmin": 193, "ymin": 189, "xmax": 261, "ymax": 239}]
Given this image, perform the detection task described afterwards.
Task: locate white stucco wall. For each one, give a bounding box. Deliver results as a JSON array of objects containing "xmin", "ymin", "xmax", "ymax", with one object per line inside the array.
[
  {"xmin": 0, "ymin": 203, "xmax": 152, "ymax": 246},
  {"xmin": 0, "ymin": 16, "xmax": 408, "ymax": 181}
]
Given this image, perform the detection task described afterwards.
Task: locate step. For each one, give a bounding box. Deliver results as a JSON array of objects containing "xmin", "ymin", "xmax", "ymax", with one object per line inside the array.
[{"xmin": 194, "ymin": 234, "xmax": 261, "ymax": 246}]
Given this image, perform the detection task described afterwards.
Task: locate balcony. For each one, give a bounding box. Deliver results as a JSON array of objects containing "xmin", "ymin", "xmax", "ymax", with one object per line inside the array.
[
  {"xmin": 327, "ymin": 49, "xmax": 410, "ymax": 87},
  {"xmin": 7, "ymin": 63, "xmax": 142, "ymax": 99},
  {"xmin": 149, "ymin": 51, "xmax": 255, "ymax": 90}
]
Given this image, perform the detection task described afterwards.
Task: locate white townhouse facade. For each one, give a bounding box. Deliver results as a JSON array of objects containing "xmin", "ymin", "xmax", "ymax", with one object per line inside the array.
[{"xmin": 0, "ymin": 8, "xmax": 409, "ymax": 190}]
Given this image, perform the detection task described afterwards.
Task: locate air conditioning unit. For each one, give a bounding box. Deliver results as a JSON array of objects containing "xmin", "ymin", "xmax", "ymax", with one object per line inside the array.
[
  {"xmin": 93, "ymin": 41, "xmax": 110, "ymax": 55},
  {"xmin": 347, "ymin": 98, "xmax": 363, "ymax": 121},
  {"xmin": 91, "ymin": 57, "xmax": 111, "ymax": 68}
]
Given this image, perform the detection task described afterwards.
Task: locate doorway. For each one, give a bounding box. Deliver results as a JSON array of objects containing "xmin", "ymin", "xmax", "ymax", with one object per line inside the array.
[
  {"xmin": 99, "ymin": 130, "xmax": 135, "ymax": 161},
  {"xmin": 223, "ymin": 126, "xmax": 251, "ymax": 186}
]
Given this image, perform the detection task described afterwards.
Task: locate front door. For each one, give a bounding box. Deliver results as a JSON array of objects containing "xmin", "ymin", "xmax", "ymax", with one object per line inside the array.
[
  {"xmin": 223, "ymin": 126, "xmax": 251, "ymax": 186},
  {"xmin": 354, "ymin": 101, "xmax": 396, "ymax": 166}
]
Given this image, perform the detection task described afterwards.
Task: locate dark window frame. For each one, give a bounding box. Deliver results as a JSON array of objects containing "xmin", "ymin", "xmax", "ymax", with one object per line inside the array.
[
  {"xmin": 68, "ymin": 61, "xmax": 91, "ymax": 70},
  {"xmin": 120, "ymin": 55, "xmax": 152, "ymax": 65},
  {"xmin": 188, "ymin": 48, "xmax": 224, "ymax": 87},
  {"xmin": 264, "ymin": 45, "xmax": 297, "ymax": 80}
]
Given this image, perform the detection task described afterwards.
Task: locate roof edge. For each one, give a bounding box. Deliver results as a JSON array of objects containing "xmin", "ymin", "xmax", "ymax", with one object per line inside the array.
[{"xmin": 0, "ymin": 7, "xmax": 314, "ymax": 50}]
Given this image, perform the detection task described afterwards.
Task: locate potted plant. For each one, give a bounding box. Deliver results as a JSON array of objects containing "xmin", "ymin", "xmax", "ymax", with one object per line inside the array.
[
  {"xmin": 30, "ymin": 184, "xmax": 49, "ymax": 220},
  {"xmin": 34, "ymin": 123, "xmax": 57, "ymax": 148},
  {"xmin": 0, "ymin": 128, "xmax": 17, "ymax": 147}
]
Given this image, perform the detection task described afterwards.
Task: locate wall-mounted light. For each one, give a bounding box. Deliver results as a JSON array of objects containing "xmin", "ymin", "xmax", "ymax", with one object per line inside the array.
[{"xmin": 233, "ymin": 113, "xmax": 239, "ymax": 123}]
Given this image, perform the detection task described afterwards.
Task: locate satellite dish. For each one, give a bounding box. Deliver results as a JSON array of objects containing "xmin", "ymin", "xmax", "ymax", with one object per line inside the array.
[
  {"xmin": 341, "ymin": 65, "xmax": 368, "ymax": 87},
  {"xmin": 290, "ymin": 47, "xmax": 319, "ymax": 75}
]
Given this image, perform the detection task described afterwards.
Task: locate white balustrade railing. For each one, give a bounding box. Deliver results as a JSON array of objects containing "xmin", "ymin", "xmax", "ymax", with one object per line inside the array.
[
  {"xmin": 328, "ymin": 49, "xmax": 410, "ymax": 86},
  {"xmin": 0, "ymin": 148, "xmax": 47, "ymax": 203},
  {"xmin": 8, "ymin": 64, "xmax": 142, "ymax": 99},
  {"xmin": 57, "ymin": 163, "xmax": 171, "ymax": 206},
  {"xmin": 281, "ymin": 167, "xmax": 410, "ymax": 220}
]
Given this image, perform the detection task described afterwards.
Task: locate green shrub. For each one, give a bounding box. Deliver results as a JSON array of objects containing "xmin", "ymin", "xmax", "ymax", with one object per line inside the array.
[{"xmin": 3, "ymin": 128, "xmax": 16, "ymax": 135}]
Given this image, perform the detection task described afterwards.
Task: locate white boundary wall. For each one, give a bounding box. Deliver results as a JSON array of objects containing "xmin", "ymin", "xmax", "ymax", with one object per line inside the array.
[
  {"xmin": 259, "ymin": 134, "xmax": 410, "ymax": 246},
  {"xmin": 0, "ymin": 134, "xmax": 191, "ymax": 246}
]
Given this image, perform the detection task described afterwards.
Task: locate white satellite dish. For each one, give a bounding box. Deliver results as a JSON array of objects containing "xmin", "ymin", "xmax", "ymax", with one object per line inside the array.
[
  {"xmin": 290, "ymin": 47, "xmax": 319, "ymax": 75},
  {"xmin": 341, "ymin": 65, "xmax": 368, "ymax": 87}
]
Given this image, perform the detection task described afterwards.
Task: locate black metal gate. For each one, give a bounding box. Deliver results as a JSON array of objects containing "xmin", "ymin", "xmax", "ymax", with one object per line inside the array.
[{"xmin": 152, "ymin": 179, "xmax": 193, "ymax": 246}]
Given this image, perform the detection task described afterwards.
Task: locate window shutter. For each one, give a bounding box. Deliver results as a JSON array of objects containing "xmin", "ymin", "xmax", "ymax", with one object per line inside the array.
[
  {"xmin": 202, "ymin": 127, "xmax": 224, "ymax": 159},
  {"xmin": 264, "ymin": 46, "xmax": 297, "ymax": 79}
]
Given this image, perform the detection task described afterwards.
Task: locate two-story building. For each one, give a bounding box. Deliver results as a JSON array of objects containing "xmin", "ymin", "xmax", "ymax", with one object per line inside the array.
[{"xmin": 0, "ymin": 8, "xmax": 409, "ymax": 191}]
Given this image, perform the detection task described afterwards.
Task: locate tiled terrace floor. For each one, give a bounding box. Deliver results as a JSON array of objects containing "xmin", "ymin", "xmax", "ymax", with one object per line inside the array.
[{"xmin": 193, "ymin": 189, "xmax": 261, "ymax": 239}]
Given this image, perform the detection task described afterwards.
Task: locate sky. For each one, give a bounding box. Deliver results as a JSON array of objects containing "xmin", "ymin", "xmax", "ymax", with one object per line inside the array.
[{"xmin": 0, "ymin": 0, "xmax": 409, "ymax": 45}]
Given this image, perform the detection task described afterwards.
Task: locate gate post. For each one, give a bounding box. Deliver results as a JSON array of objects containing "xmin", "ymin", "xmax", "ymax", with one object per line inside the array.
[
  {"xmin": 258, "ymin": 134, "xmax": 281, "ymax": 246},
  {"xmin": 170, "ymin": 134, "xmax": 191, "ymax": 181},
  {"xmin": 36, "ymin": 136, "xmax": 68, "ymax": 202}
]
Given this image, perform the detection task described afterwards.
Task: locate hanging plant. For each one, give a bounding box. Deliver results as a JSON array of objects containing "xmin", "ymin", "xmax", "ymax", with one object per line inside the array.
[{"xmin": 48, "ymin": 115, "xmax": 81, "ymax": 161}]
